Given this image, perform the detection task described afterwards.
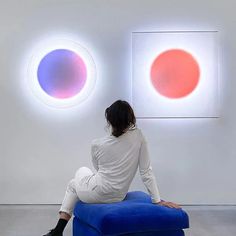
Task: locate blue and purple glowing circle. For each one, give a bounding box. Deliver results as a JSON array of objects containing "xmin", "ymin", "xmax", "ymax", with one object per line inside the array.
[
  {"xmin": 37, "ymin": 49, "xmax": 87, "ymax": 99},
  {"xmin": 27, "ymin": 38, "xmax": 96, "ymax": 108}
]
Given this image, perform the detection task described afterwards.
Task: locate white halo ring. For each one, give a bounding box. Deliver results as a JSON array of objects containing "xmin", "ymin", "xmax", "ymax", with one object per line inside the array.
[{"xmin": 27, "ymin": 38, "xmax": 96, "ymax": 108}]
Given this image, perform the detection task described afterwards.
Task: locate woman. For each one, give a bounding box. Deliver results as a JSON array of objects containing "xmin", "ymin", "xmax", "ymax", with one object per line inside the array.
[{"xmin": 43, "ymin": 100, "xmax": 180, "ymax": 236}]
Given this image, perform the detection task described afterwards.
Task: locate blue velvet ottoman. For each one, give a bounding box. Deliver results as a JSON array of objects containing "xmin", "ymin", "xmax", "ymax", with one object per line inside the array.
[{"xmin": 73, "ymin": 191, "xmax": 189, "ymax": 236}]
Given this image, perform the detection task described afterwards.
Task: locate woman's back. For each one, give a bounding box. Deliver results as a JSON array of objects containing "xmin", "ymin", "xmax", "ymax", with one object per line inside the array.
[
  {"xmin": 91, "ymin": 126, "xmax": 160, "ymax": 204},
  {"xmin": 92, "ymin": 126, "xmax": 141, "ymax": 200}
]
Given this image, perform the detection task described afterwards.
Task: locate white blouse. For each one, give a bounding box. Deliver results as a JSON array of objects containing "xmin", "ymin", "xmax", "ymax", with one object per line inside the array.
[{"xmin": 91, "ymin": 126, "xmax": 161, "ymax": 203}]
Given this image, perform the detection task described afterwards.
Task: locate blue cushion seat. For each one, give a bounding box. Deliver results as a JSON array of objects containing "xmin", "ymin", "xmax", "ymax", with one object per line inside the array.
[{"xmin": 73, "ymin": 191, "xmax": 189, "ymax": 236}]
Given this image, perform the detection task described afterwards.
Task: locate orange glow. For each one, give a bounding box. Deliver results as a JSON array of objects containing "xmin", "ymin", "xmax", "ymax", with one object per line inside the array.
[{"xmin": 150, "ymin": 49, "xmax": 200, "ymax": 98}]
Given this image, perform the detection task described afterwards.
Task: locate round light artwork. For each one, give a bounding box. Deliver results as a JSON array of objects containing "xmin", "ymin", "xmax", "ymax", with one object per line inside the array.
[
  {"xmin": 27, "ymin": 39, "xmax": 96, "ymax": 108},
  {"xmin": 37, "ymin": 49, "xmax": 87, "ymax": 99},
  {"xmin": 150, "ymin": 49, "xmax": 200, "ymax": 99}
]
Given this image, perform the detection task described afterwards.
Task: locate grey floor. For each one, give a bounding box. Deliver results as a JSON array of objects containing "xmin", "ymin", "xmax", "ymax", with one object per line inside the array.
[{"xmin": 0, "ymin": 205, "xmax": 236, "ymax": 236}]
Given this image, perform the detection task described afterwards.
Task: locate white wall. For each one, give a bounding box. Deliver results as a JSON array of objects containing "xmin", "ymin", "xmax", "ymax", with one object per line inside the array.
[{"xmin": 1, "ymin": 0, "xmax": 235, "ymax": 204}]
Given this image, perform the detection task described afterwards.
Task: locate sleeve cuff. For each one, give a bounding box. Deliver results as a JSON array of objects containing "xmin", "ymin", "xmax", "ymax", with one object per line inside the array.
[{"xmin": 151, "ymin": 197, "xmax": 162, "ymax": 204}]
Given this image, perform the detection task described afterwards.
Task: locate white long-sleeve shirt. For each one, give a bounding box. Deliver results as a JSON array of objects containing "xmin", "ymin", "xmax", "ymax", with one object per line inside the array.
[{"xmin": 91, "ymin": 126, "xmax": 161, "ymax": 203}]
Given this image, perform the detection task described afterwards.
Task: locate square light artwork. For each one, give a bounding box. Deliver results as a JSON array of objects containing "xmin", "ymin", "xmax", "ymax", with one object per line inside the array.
[{"xmin": 132, "ymin": 31, "xmax": 219, "ymax": 118}]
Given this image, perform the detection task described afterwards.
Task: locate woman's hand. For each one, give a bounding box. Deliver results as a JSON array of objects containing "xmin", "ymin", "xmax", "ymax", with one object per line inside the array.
[{"xmin": 156, "ymin": 200, "xmax": 181, "ymax": 209}]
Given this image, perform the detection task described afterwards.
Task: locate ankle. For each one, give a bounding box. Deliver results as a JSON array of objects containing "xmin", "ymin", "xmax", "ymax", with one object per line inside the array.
[
  {"xmin": 60, "ymin": 212, "xmax": 71, "ymax": 221},
  {"xmin": 54, "ymin": 218, "xmax": 68, "ymax": 233}
]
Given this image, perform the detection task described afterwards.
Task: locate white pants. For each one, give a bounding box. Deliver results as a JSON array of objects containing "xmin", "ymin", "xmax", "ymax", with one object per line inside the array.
[{"xmin": 59, "ymin": 167, "xmax": 102, "ymax": 216}]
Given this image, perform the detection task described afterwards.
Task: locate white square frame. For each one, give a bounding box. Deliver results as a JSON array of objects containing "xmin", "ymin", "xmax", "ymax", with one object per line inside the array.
[{"xmin": 131, "ymin": 31, "xmax": 219, "ymax": 118}]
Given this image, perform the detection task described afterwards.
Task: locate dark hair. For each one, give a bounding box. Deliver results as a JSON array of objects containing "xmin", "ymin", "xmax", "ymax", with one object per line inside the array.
[{"xmin": 105, "ymin": 100, "xmax": 136, "ymax": 137}]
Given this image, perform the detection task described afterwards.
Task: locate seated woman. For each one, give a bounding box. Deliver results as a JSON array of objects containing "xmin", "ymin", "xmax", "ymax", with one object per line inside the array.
[{"xmin": 43, "ymin": 100, "xmax": 180, "ymax": 236}]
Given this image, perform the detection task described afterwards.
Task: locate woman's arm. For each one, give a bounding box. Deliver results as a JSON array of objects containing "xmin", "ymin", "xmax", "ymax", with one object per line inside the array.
[
  {"xmin": 138, "ymin": 131, "xmax": 181, "ymax": 209},
  {"xmin": 138, "ymin": 131, "xmax": 161, "ymax": 203}
]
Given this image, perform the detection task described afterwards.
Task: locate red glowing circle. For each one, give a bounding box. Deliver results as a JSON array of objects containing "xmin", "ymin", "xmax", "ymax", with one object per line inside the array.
[{"xmin": 150, "ymin": 49, "xmax": 200, "ymax": 98}]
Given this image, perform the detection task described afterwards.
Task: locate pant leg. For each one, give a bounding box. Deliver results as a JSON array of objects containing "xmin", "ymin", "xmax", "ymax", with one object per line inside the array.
[
  {"xmin": 74, "ymin": 167, "xmax": 101, "ymax": 203},
  {"xmin": 59, "ymin": 167, "xmax": 99, "ymax": 216},
  {"xmin": 59, "ymin": 179, "xmax": 79, "ymax": 217},
  {"xmin": 75, "ymin": 166, "xmax": 94, "ymax": 185}
]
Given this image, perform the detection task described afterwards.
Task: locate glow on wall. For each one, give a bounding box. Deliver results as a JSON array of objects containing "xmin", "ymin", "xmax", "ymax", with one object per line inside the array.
[
  {"xmin": 27, "ymin": 39, "xmax": 96, "ymax": 108},
  {"xmin": 132, "ymin": 31, "xmax": 218, "ymax": 118}
]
